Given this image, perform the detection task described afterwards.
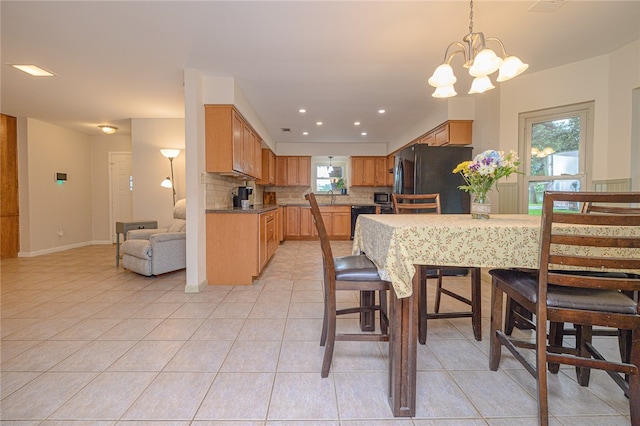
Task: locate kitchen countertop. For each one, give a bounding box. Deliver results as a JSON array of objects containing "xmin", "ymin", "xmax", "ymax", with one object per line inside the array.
[{"xmin": 206, "ymin": 204, "xmax": 278, "ymax": 214}]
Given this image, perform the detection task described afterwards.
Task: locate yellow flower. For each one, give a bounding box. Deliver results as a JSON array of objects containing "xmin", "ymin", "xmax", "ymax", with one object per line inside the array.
[{"xmin": 452, "ymin": 161, "xmax": 471, "ymax": 174}]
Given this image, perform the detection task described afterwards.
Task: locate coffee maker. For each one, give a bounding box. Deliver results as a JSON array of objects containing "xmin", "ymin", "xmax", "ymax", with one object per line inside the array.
[{"xmin": 233, "ymin": 186, "xmax": 253, "ymax": 207}]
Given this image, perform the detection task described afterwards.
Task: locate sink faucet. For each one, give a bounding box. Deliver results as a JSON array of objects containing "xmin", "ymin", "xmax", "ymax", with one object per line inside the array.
[{"xmin": 328, "ymin": 189, "xmax": 336, "ymax": 205}]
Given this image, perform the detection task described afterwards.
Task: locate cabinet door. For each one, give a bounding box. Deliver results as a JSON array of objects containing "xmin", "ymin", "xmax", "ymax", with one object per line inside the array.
[
  {"xmin": 374, "ymin": 157, "xmax": 387, "ymax": 186},
  {"xmin": 363, "ymin": 157, "xmax": 376, "ymax": 185},
  {"xmin": 331, "ymin": 211, "xmax": 351, "ymax": 238},
  {"xmin": 386, "ymin": 155, "xmax": 395, "ymax": 187},
  {"xmin": 284, "ymin": 206, "xmax": 300, "ymax": 236},
  {"xmin": 259, "ymin": 213, "xmax": 268, "ymax": 270},
  {"xmin": 297, "ymin": 157, "xmax": 311, "ymax": 186},
  {"xmin": 299, "ymin": 206, "xmax": 314, "ymax": 236},
  {"xmin": 243, "ymin": 123, "xmax": 255, "ymax": 175},
  {"xmin": 253, "ymin": 136, "xmax": 262, "ymax": 180},
  {"xmin": 232, "ymin": 112, "xmax": 245, "ymax": 173},
  {"xmin": 275, "ymin": 156, "xmax": 288, "ymax": 186},
  {"xmin": 434, "ymin": 124, "xmax": 449, "ymax": 146},
  {"xmin": 287, "ymin": 157, "xmax": 299, "ymax": 185},
  {"xmin": 351, "ymin": 157, "xmax": 364, "ymax": 186}
]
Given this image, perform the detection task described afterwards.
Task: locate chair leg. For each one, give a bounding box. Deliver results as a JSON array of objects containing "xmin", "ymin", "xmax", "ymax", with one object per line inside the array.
[
  {"xmin": 489, "ymin": 277, "xmax": 503, "ymax": 371},
  {"xmin": 418, "ymin": 266, "xmax": 428, "ymax": 345},
  {"xmin": 379, "ymin": 289, "xmax": 389, "ymax": 336},
  {"xmin": 320, "ymin": 278, "xmax": 329, "ymax": 347},
  {"xmin": 504, "ymin": 296, "xmax": 517, "ymax": 336},
  {"xmin": 470, "ymin": 267, "xmax": 482, "ymax": 341},
  {"xmin": 321, "ymin": 291, "xmax": 338, "ymax": 378},
  {"xmin": 548, "ymin": 321, "xmax": 564, "ymax": 374},
  {"xmin": 629, "ymin": 329, "xmax": 639, "ymax": 424},
  {"xmin": 433, "ymin": 270, "xmax": 443, "ymax": 313},
  {"xmin": 576, "ymin": 325, "xmax": 593, "ymax": 386},
  {"xmin": 536, "ymin": 310, "xmax": 550, "ymax": 426}
]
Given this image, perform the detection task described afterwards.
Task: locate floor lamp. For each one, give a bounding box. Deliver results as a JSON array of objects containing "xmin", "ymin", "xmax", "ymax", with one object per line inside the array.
[{"xmin": 160, "ymin": 149, "xmax": 180, "ymax": 206}]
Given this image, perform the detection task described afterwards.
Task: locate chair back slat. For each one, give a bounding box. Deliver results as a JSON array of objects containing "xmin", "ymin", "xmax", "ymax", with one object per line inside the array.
[
  {"xmin": 392, "ymin": 193, "xmax": 441, "ymax": 214},
  {"xmin": 539, "ymin": 191, "xmax": 640, "ymax": 294}
]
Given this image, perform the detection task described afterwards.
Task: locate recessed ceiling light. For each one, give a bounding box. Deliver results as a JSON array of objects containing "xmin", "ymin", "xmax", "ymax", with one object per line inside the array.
[
  {"xmin": 361, "ymin": 132, "xmax": 367, "ymax": 136},
  {"xmin": 299, "ymin": 109, "xmax": 306, "ymax": 113},
  {"xmin": 354, "ymin": 121, "xmax": 361, "ymax": 126},
  {"xmin": 302, "ymin": 131, "xmax": 309, "ymax": 136},
  {"xmin": 378, "ymin": 109, "xmax": 386, "ymax": 114},
  {"xmin": 11, "ymin": 64, "xmax": 55, "ymax": 77},
  {"xmin": 316, "ymin": 121, "xmax": 323, "ymax": 126}
]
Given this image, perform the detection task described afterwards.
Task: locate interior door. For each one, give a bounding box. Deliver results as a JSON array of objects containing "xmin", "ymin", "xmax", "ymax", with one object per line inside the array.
[{"xmin": 110, "ymin": 152, "xmax": 133, "ymax": 242}]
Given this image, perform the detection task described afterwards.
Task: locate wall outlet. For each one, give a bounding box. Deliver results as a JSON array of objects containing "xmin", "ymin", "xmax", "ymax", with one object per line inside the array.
[{"xmin": 57, "ymin": 227, "xmax": 64, "ymax": 237}]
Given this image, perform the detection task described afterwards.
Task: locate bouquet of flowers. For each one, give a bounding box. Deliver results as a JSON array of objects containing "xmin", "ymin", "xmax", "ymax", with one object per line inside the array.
[{"xmin": 452, "ymin": 150, "xmax": 520, "ymax": 203}]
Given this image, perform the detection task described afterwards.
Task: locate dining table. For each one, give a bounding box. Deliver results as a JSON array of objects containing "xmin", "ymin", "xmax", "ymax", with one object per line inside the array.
[
  {"xmin": 352, "ymin": 213, "xmax": 545, "ymax": 417},
  {"xmin": 353, "ymin": 212, "xmax": 640, "ymax": 417}
]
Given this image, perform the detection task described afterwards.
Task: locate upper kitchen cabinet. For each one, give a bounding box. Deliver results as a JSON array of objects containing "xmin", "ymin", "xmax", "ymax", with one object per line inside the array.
[
  {"xmin": 205, "ymin": 105, "xmax": 263, "ymax": 179},
  {"xmin": 275, "ymin": 156, "xmax": 311, "ymax": 186},
  {"xmin": 417, "ymin": 120, "xmax": 473, "ymax": 147},
  {"xmin": 351, "ymin": 156, "xmax": 389, "ymax": 187},
  {"xmin": 256, "ymin": 148, "xmax": 275, "ymax": 185}
]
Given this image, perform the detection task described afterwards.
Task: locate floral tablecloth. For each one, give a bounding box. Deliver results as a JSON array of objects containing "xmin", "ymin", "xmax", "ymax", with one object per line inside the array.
[{"xmin": 352, "ymin": 214, "xmax": 640, "ymax": 298}]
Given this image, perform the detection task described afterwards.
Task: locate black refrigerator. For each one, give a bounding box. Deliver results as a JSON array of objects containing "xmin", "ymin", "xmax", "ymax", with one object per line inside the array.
[{"xmin": 394, "ymin": 144, "xmax": 473, "ymax": 214}]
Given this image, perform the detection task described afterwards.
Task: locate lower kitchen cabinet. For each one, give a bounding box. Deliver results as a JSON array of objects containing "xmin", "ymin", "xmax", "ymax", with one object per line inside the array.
[
  {"xmin": 206, "ymin": 208, "xmax": 278, "ymax": 285},
  {"xmin": 284, "ymin": 205, "xmax": 350, "ymax": 240}
]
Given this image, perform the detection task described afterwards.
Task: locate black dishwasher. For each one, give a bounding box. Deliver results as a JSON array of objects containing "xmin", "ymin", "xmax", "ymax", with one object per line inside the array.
[{"xmin": 350, "ymin": 205, "xmax": 377, "ymax": 239}]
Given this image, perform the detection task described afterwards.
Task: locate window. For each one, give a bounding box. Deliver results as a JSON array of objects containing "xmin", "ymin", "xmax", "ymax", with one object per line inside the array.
[
  {"xmin": 312, "ymin": 157, "xmax": 347, "ymax": 193},
  {"xmin": 518, "ymin": 102, "xmax": 594, "ymax": 214}
]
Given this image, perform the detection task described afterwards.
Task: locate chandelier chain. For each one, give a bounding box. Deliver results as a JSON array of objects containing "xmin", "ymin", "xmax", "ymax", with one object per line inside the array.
[{"xmin": 468, "ymin": 0, "xmax": 474, "ymax": 34}]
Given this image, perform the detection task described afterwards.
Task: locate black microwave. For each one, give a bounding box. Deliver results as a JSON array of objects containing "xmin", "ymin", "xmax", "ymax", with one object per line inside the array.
[{"xmin": 373, "ymin": 192, "xmax": 392, "ymax": 204}]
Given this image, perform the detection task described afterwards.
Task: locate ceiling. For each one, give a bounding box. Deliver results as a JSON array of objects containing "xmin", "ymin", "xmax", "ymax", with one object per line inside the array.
[{"xmin": 2, "ymin": 1, "xmax": 639, "ymax": 145}]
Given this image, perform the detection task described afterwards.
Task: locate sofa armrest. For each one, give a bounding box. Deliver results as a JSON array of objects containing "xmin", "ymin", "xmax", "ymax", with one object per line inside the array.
[
  {"xmin": 127, "ymin": 228, "xmax": 167, "ymax": 240},
  {"xmin": 149, "ymin": 232, "xmax": 186, "ymax": 243}
]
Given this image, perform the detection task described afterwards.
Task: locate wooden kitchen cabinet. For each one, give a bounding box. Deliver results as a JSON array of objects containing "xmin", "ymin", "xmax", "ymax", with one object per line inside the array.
[
  {"xmin": 351, "ymin": 156, "xmax": 390, "ymax": 187},
  {"xmin": 386, "ymin": 154, "xmax": 395, "ymax": 187},
  {"xmin": 416, "ymin": 120, "xmax": 473, "ymax": 147},
  {"xmin": 205, "ymin": 105, "xmax": 263, "ymax": 179},
  {"xmin": 275, "ymin": 156, "xmax": 311, "ymax": 186},
  {"xmin": 259, "ymin": 209, "xmax": 277, "ymax": 271},
  {"xmin": 256, "ymin": 148, "xmax": 275, "ymax": 185},
  {"xmin": 206, "ymin": 209, "xmax": 278, "ymax": 285},
  {"xmin": 284, "ymin": 205, "xmax": 350, "ymax": 240}
]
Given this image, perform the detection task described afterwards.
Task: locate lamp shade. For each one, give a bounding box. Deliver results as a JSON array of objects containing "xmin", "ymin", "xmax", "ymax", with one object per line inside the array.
[
  {"xmin": 432, "ymin": 85, "xmax": 457, "ymax": 98},
  {"xmin": 161, "ymin": 177, "xmax": 173, "ymax": 188},
  {"xmin": 160, "ymin": 149, "xmax": 180, "ymax": 159},
  {"xmin": 468, "ymin": 76, "xmax": 495, "ymax": 94},
  {"xmin": 469, "ymin": 48, "xmax": 502, "ymax": 77},
  {"xmin": 496, "ymin": 56, "xmax": 529, "ymax": 82},
  {"xmin": 428, "ymin": 63, "xmax": 457, "ymax": 88}
]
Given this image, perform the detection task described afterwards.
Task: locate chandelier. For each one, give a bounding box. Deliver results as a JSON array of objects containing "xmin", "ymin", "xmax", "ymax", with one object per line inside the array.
[{"xmin": 428, "ymin": 0, "xmax": 528, "ymax": 98}]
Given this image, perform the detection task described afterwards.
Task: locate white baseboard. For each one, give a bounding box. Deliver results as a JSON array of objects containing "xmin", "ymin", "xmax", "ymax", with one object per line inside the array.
[
  {"xmin": 185, "ymin": 279, "xmax": 208, "ymax": 293},
  {"xmin": 18, "ymin": 240, "xmax": 113, "ymax": 257}
]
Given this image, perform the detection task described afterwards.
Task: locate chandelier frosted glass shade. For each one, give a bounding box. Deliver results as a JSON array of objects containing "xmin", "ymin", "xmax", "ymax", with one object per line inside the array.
[
  {"xmin": 432, "ymin": 85, "xmax": 457, "ymax": 98},
  {"xmin": 468, "ymin": 76, "xmax": 495, "ymax": 94},
  {"xmin": 496, "ymin": 56, "xmax": 529, "ymax": 82},
  {"xmin": 468, "ymin": 48, "xmax": 502, "ymax": 77},
  {"xmin": 428, "ymin": 63, "xmax": 457, "ymax": 87}
]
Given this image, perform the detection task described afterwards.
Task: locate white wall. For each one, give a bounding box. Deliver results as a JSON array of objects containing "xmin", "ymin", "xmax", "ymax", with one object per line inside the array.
[
  {"xmin": 21, "ymin": 119, "xmax": 93, "ymax": 255},
  {"xmin": 131, "ymin": 118, "xmax": 185, "ymax": 228},
  {"xmin": 184, "ymin": 68, "xmax": 208, "ymax": 293}
]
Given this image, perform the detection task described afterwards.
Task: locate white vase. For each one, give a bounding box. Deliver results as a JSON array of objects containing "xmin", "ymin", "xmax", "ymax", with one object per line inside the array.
[{"xmin": 471, "ymin": 193, "xmax": 491, "ymax": 219}]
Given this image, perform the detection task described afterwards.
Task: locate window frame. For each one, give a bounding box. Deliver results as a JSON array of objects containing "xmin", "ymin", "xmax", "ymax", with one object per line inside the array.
[
  {"xmin": 517, "ymin": 102, "xmax": 594, "ymax": 213},
  {"xmin": 311, "ymin": 157, "xmax": 348, "ymax": 193}
]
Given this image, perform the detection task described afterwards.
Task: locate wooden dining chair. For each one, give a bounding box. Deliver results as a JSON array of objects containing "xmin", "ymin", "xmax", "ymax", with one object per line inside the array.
[
  {"xmin": 504, "ymin": 200, "xmax": 640, "ymax": 386},
  {"xmin": 392, "ymin": 193, "xmax": 482, "ymax": 343},
  {"xmin": 489, "ymin": 191, "xmax": 640, "ymax": 426},
  {"xmin": 306, "ymin": 192, "xmax": 391, "ymax": 377}
]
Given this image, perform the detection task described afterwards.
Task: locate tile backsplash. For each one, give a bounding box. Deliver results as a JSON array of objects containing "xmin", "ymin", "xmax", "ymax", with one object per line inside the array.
[{"xmin": 204, "ymin": 173, "xmax": 391, "ymax": 208}]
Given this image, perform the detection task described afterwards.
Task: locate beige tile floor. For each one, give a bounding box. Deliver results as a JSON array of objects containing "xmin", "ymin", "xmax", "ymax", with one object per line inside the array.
[{"xmin": 0, "ymin": 241, "xmax": 632, "ymax": 425}]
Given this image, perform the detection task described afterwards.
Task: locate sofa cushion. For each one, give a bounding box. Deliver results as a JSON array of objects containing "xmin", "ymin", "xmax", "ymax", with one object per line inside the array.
[
  {"xmin": 167, "ymin": 219, "xmax": 186, "ymax": 233},
  {"xmin": 120, "ymin": 239, "xmax": 152, "ymax": 260}
]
